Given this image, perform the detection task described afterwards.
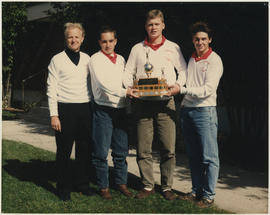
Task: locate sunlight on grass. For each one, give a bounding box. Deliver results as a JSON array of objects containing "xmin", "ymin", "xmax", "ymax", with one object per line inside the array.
[{"xmin": 2, "ymin": 139, "xmax": 230, "ymax": 213}]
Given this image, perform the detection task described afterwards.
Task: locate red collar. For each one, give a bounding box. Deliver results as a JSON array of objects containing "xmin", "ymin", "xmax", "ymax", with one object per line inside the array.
[
  {"xmin": 144, "ymin": 35, "xmax": 166, "ymax": 51},
  {"xmin": 192, "ymin": 48, "xmax": 212, "ymax": 62},
  {"xmin": 101, "ymin": 50, "xmax": 117, "ymax": 64}
]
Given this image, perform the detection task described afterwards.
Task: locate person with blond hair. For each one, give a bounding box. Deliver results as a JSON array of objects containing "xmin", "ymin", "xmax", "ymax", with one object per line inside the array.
[
  {"xmin": 123, "ymin": 9, "xmax": 187, "ymax": 200},
  {"xmin": 47, "ymin": 22, "xmax": 95, "ymax": 201}
]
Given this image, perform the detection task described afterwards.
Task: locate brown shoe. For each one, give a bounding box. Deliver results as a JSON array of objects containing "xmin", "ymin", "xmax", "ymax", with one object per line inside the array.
[
  {"xmin": 135, "ymin": 188, "xmax": 155, "ymax": 199},
  {"xmin": 162, "ymin": 190, "xmax": 178, "ymax": 200},
  {"xmin": 196, "ymin": 197, "xmax": 214, "ymax": 208},
  {"xmin": 178, "ymin": 192, "xmax": 197, "ymax": 201},
  {"xmin": 100, "ymin": 188, "xmax": 112, "ymax": 200},
  {"xmin": 117, "ymin": 184, "xmax": 133, "ymax": 197}
]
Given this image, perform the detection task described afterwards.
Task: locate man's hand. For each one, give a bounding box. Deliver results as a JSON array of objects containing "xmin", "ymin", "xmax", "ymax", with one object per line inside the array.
[
  {"xmin": 126, "ymin": 87, "xmax": 139, "ymax": 99},
  {"xmin": 51, "ymin": 116, "xmax": 61, "ymax": 132},
  {"xmin": 167, "ymin": 84, "xmax": 181, "ymax": 96}
]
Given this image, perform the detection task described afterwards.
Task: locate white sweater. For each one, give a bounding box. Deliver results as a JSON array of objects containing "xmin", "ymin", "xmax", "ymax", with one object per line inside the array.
[
  {"xmin": 181, "ymin": 51, "xmax": 223, "ymax": 107},
  {"xmin": 89, "ymin": 51, "xmax": 127, "ymax": 108},
  {"xmin": 47, "ymin": 51, "xmax": 91, "ymax": 116},
  {"xmin": 123, "ymin": 39, "xmax": 187, "ymax": 88}
]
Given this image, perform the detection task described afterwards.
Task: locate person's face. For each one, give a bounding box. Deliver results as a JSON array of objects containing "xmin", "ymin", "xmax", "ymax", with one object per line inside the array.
[
  {"xmin": 192, "ymin": 31, "xmax": 212, "ymax": 56},
  {"xmin": 145, "ymin": 17, "xmax": 165, "ymax": 40},
  {"xmin": 65, "ymin": 28, "xmax": 84, "ymax": 52},
  {"xmin": 98, "ymin": 32, "xmax": 117, "ymax": 55}
]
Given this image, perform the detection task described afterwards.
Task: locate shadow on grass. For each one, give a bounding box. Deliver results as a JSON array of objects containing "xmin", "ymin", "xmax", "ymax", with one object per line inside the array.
[
  {"xmin": 3, "ymin": 159, "xmax": 58, "ymax": 195},
  {"xmin": 1, "ymin": 159, "xmax": 142, "ymax": 195},
  {"xmin": 3, "ymin": 158, "xmax": 186, "ymax": 198}
]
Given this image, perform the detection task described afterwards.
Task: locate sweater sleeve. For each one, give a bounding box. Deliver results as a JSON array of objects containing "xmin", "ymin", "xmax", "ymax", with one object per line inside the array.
[
  {"xmin": 123, "ymin": 46, "xmax": 137, "ymax": 88},
  {"xmin": 181, "ymin": 57, "xmax": 223, "ymax": 98},
  {"xmin": 174, "ymin": 45, "xmax": 187, "ymax": 87},
  {"xmin": 47, "ymin": 58, "xmax": 59, "ymax": 116}
]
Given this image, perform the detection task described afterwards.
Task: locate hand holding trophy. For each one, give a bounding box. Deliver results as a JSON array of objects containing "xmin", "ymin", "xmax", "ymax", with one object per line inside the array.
[{"xmin": 133, "ymin": 50, "xmax": 170, "ymax": 100}]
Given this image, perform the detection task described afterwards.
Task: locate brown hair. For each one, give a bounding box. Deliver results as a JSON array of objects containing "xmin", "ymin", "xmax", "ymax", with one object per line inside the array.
[
  {"xmin": 190, "ymin": 21, "xmax": 212, "ymax": 39},
  {"xmin": 98, "ymin": 25, "xmax": 117, "ymax": 40}
]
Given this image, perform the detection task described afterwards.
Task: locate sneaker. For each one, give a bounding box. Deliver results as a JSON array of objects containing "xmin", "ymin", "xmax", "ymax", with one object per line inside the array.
[
  {"xmin": 196, "ymin": 197, "xmax": 214, "ymax": 208},
  {"xmin": 178, "ymin": 192, "xmax": 197, "ymax": 201},
  {"xmin": 117, "ymin": 184, "xmax": 134, "ymax": 197},
  {"xmin": 162, "ymin": 190, "xmax": 178, "ymax": 200},
  {"xmin": 135, "ymin": 188, "xmax": 155, "ymax": 199},
  {"xmin": 100, "ymin": 188, "xmax": 112, "ymax": 200}
]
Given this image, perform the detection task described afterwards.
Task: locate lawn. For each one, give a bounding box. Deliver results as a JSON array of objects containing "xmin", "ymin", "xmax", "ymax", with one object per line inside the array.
[
  {"xmin": 2, "ymin": 110, "xmax": 19, "ymax": 120},
  {"xmin": 2, "ymin": 139, "xmax": 230, "ymax": 213}
]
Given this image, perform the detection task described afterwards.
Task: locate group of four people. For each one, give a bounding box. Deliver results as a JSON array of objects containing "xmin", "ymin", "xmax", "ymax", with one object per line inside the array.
[{"xmin": 47, "ymin": 9, "xmax": 223, "ymax": 209}]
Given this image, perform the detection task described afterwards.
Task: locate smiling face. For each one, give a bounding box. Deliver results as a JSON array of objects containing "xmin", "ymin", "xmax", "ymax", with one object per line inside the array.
[
  {"xmin": 99, "ymin": 32, "xmax": 117, "ymax": 55},
  {"xmin": 145, "ymin": 17, "xmax": 165, "ymax": 42},
  {"xmin": 65, "ymin": 27, "xmax": 84, "ymax": 52},
  {"xmin": 192, "ymin": 31, "xmax": 212, "ymax": 57}
]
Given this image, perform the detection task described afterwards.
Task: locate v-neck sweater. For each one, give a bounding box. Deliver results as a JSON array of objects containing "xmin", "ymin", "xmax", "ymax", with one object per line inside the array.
[
  {"xmin": 47, "ymin": 51, "xmax": 91, "ymax": 116},
  {"xmin": 89, "ymin": 51, "xmax": 127, "ymax": 108}
]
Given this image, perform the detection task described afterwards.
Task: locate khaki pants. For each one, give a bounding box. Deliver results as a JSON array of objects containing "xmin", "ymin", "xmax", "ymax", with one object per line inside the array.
[{"xmin": 133, "ymin": 98, "xmax": 176, "ymax": 191}]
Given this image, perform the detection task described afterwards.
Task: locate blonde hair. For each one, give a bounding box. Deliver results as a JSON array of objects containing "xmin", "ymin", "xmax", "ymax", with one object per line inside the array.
[
  {"xmin": 64, "ymin": 22, "xmax": 85, "ymax": 38},
  {"xmin": 146, "ymin": 9, "xmax": 164, "ymax": 23}
]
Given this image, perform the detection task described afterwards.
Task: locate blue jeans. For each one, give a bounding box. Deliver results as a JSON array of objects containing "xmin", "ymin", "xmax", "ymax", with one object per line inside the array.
[
  {"xmin": 180, "ymin": 106, "xmax": 219, "ymax": 200},
  {"xmin": 92, "ymin": 102, "xmax": 128, "ymax": 189}
]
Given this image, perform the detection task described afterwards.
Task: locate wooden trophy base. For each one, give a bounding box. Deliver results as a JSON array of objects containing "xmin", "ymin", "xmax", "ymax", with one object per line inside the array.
[{"xmin": 133, "ymin": 78, "xmax": 171, "ymax": 101}]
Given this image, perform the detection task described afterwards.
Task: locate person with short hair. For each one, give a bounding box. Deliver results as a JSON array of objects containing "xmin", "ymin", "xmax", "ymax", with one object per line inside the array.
[
  {"xmin": 178, "ymin": 21, "xmax": 223, "ymax": 208},
  {"xmin": 123, "ymin": 9, "xmax": 187, "ymax": 200},
  {"xmin": 47, "ymin": 22, "xmax": 95, "ymax": 201},
  {"xmin": 89, "ymin": 26, "xmax": 136, "ymax": 200}
]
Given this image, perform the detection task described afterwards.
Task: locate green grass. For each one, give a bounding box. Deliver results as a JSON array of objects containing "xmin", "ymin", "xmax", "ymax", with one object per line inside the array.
[
  {"xmin": 2, "ymin": 110, "xmax": 18, "ymax": 120},
  {"xmin": 2, "ymin": 139, "xmax": 230, "ymax": 213}
]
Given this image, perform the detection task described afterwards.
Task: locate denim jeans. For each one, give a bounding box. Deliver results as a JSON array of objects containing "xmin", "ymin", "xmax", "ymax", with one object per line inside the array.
[
  {"xmin": 180, "ymin": 106, "xmax": 219, "ymax": 200},
  {"xmin": 92, "ymin": 102, "xmax": 128, "ymax": 189}
]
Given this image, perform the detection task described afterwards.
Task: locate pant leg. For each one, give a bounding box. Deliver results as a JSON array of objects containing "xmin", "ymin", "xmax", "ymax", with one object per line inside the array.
[
  {"xmin": 180, "ymin": 107, "xmax": 204, "ymax": 196},
  {"xmin": 111, "ymin": 108, "xmax": 129, "ymax": 185},
  {"xmin": 134, "ymin": 101, "xmax": 155, "ymax": 189},
  {"xmin": 156, "ymin": 98, "xmax": 176, "ymax": 191},
  {"xmin": 91, "ymin": 103, "xmax": 113, "ymax": 189},
  {"xmin": 198, "ymin": 107, "xmax": 219, "ymax": 200},
  {"xmin": 74, "ymin": 102, "xmax": 93, "ymax": 190},
  {"xmin": 181, "ymin": 107, "xmax": 219, "ymax": 199},
  {"xmin": 55, "ymin": 103, "xmax": 76, "ymax": 192}
]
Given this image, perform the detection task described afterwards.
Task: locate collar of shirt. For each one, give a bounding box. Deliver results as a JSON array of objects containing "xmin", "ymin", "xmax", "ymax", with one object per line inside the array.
[
  {"xmin": 192, "ymin": 47, "xmax": 213, "ymax": 62},
  {"xmin": 101, "ymin": 50, "xmax": 117, "ymax": 64},
  {"xmin": 144, "ymin": 35, "xmax": 166, "ymax": 51}
]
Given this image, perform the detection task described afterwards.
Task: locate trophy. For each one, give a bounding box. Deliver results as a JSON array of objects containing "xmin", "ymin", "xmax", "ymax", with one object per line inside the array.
[{"xmin": 133, "ymin": 49, "xmax": 170, "ymax": 100}]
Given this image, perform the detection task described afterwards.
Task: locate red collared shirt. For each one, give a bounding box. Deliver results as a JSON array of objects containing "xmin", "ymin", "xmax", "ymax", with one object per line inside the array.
[
  {"xmin": 144, "ymin": 35, "xmax": 166, "ymax": 50},
  {"xmin": 101, "ymin": 50, "xmax": 117, "ymax": 64},
  {"xmin": 192, "ymin": 47, "xmax": 213, "ymax": 62}
]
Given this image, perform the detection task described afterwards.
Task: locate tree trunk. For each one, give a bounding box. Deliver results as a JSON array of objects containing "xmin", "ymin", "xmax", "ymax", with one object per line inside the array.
[{"xmin": 3, "ymin": 71, "xmax": 12, "ymax": 108}]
